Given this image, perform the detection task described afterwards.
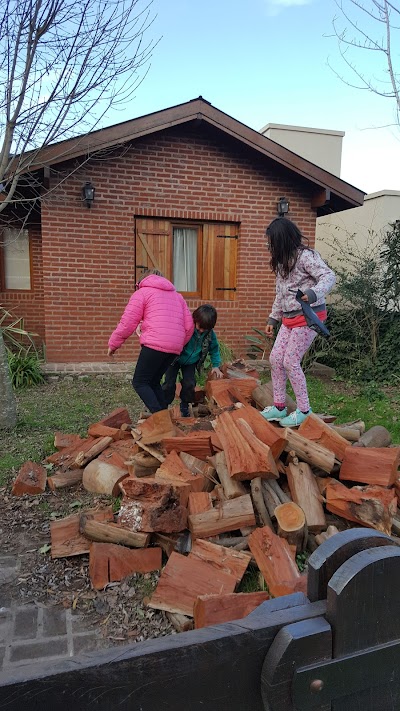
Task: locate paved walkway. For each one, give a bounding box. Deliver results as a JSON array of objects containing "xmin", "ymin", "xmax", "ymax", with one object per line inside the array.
[{"xmin": 42, "ymin": 361, "xmax": 132, "ymax": 375}]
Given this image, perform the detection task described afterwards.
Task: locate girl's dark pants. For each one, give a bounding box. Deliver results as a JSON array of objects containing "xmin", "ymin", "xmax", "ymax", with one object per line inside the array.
[
  {"xmin": 132, "ymin": 346, "xmax": 176, "ymax": 413},
  {"xmin": 163, "ymin": 361, "xmax": 197, "ymax": 407}
]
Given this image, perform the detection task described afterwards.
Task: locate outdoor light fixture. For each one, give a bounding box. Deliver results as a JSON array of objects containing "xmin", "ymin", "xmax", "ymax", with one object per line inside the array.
[
  {"xmin": 82, "ymin": 181, "xmax": 95, "ymax": 208},
  {"xmin": 277, "ymin": 196, "xmax": 289, "ymax": 217}
]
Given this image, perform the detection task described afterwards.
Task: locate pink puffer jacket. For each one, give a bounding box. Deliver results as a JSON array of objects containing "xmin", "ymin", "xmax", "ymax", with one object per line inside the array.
[{"xmin": 108, "ymin": 275, "xmax": 194, "ymax": 354}]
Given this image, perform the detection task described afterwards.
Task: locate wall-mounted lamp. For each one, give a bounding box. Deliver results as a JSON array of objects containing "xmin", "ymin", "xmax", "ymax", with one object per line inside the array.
[
  {"xmin": 277, "ymin": 196, "xmax": 289, "ymax": 217},
  {"xmin": 82, "ymin": 181, "xmax": 95, "ymax": 208}
]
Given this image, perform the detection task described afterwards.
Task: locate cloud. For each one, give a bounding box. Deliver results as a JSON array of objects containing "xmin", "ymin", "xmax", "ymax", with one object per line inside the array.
[{"xmin": 264, "ymin": 0, "xmax": 314, "ymax": 16}]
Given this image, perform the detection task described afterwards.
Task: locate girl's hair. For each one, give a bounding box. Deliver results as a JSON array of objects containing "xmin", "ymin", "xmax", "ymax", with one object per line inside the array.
[
  {"xmin": 137, "ymin": 268, "xmax": 163, "ymax": 286},
  {"xmin": 192, "ymin": 304, "xmax": 217, "ymax": 330},
  {"xmin": 266, "ymin": 217, "xmax": 309, "ymax": 278}
]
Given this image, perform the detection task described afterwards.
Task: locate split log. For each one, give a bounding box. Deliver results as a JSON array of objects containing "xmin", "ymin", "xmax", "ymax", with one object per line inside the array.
[
  {"xmin": 179, "ymin": 452, "xmax": 216, "ymax": 492},
  {"xmin": 156, "ymin": 450, "xmax": 207, "ymax": 492},
  {"xmin": 54, "ymin": 432, "xmax": 82, "ymax": 450},
  {"xmin": 315, "ymin": 525, "xmax": 340, "ymax": 546},
  {"xmin": 248, "ymin": 526, "xmax": 302, "ymax": 597},
  {"xmin": 250, "ymin": 478, "xmax": 273, "ymax": 529},
  {"xmin": 131, "ymin": 431, "xmax": 165, "ymax": 462},
  {"xmin": 215, "ymin": 412, "xmax": 279, "ymax": 481},
  {"xmin": 297, "ymin": 413, "xmax": 350, "ymax": 461},
  {"xmin": 261, "ymin": 480, "xmax": 281, "ymax": 520},
  {"xmin": 207, "ymin": 536, "xmax": 248, "ymax": 548},
  {"xmin": 120, "ymin": 475, "xmax": 190, "ymax": 508},
  {"xmin": 82, "ymin": 459, "xmax": 128, "ymax": 496},
  {"xmin": 285, "ymin": 461, "xmax": 326, "ymax": 532},
  {"xmin": 89, "ymin": 542, "xmax": 162, "ymax": 590},
  {"xmin": 189, "ymin": 494, "xmax": 256, "ymax": 539},
  {"xmin": 74, "ymin": 436, "xmax": 113, "ymax": 467},
  {"xmin": 190, "ymin": 539, "xmax": 251, "ymax": 584},
  {"xmin": 268, "ymin": 478, "xmax": 291, "ymax": 504},
  {"xmin": 341, "ymin": 419, "xmax": 365, "ymax": 434},
  {"xmin": 162, "ymin": 432, "xmax": 214, "ymax": 460},
  {"xmin": 325, "ymin": 479, "xmax": 397, "ymax": 535},
  {"xmin": 339, "ymin": 446, "xmax": 400, "ymax": 487},
  {"xmin": 148, "ymin": 551, "xmax": 239, "ymax": 617},
  {"xmin": 188, "ymin": 492, "xmax": 213, "ymax": 516},
  {"xmin": 329, "ymin": 425, "xmax": 360, "ymax": 442},
  {"xmin": 252, "ymin": 381, "xmax": 296, "ymax": 413},
  {"xmin": 352, "ymin": 425, "xmax": 392, "ymax": 448},
  {"xmin": 166, "ymin": 612, "xmax": 194, "ymax": 632},
  {"xmin": 80, "ymin": 516, "xmax": 150, "ymax": 548},
  {"xmin": 194, "ymin": 591, "xmax": 270, "ymax": 629},
  {"xmin": 126, "ymin": 451, "xmax": 160, "ymax": 478},
  {"xmin": 274, "ymin": 502, "xmax": 307, "ymax": 553},
  {"xmin": 208, "ymin": 451, "xmax": 247, "ymax": 499},
  {"xmin": 47, "ymin": 469, "xmax": 83, "ymax": 490},
  {"xmin": 152, "ymin": 532, "xmax": 187, "ymax": 558},
  {"xmin": 50, "ymin": 507, "xmax": 113, "ymax": 558},
  {"xmin": 136, "ymin": 409, "xmax": 177, "ymax": 445},
  {"xmin": 230, "ymin": 405, "xmax": 287, "ymax": 459},
  {"xmin": 12, "ymin": 461, "xmax": 47, "ymax": 496},
  {"xmin": 46, "ymin": 437, "xmax": 94, "ymax": 468},
  {"xmin": 205, "ymin": 377, "xmax": 258, "ymax": 407},
  {"xmin": 98, "ymin": 407, "xmax": 132, "ymax": 428},
  {"xmin": 87, "ymin": 423, "xmax": 121, "ymax": 440},
  {"xmin": 118, "ymin": 497, "xmax": 188, "ymax": 533},
  {"xmin": 284, "ymin": 429, "xmax": 336, "ymax": 473}
]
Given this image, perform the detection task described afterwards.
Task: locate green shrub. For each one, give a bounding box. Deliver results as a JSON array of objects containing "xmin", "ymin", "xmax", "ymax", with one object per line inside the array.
[
  {"xmin": 8, "ymin": 349, "xmax": 44, "ymax": 389},
  {"xmin": 245, "ymin": 328, "xmax": 271, "ymax": 360}
]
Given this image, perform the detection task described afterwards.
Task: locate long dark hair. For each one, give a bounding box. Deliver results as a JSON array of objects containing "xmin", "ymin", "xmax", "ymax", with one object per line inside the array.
[{"xmin": 266, "ymin": 218, "xmax": 309, "ymax": 278}]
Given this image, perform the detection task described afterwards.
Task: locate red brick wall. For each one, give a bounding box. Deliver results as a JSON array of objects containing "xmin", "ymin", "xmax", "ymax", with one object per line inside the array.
[
  {"xmin": 37, "ymin": 124, "xmax": 317, "ymax": 362},
  {"xmin": 0, "ymin": 225, "xmax": 45, "ymax": 348}
]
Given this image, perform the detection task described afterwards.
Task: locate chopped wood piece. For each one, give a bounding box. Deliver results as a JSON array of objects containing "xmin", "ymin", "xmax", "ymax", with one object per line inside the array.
[
  {"xmin": 190, "ymin": 539, "xmax": 251, "ymax": 584},
  {"xmin": 54, "ymin": 432, "xmax": 82, "ymax": 450},
  {"xmin": 87, "ymin": 423, "xmax": 120, "ymax": 440},
  {"xmin": 268, "ymin": 478, "xmax": 291, "ymax": 503},
  {"xmin": 166, "ymin": 612, "xmax": 194, "ymax": 632},
  {"xmin": 248, "ymin": 526, "xmax": 302, "ymax": 597},
  {"xmin": 80, "ymin": 517, "xmax": 150, "ymax": 548},
  {"xmin": 98, "ymin": 407, "xmax": 132, "ymax": 428},
  {"xmin": 205, "ymin": 377, "xmax": 258, "ymax": 407},
  {"xmin": 250, "ymin": 478, "xmax": 273, "ymax": 529},
  {"xmin": 341, "ymin": 418, "xmax": 366, "ymax": 434},
  {"xmin": 50, "ymin": 507, "xmax": 113, "ymax": 558},
  {"xmin": 82, "ymin": 459, "xmax": 128, "ymax": 496},
  {"xmin": 286, "ymin": 461, "xmax": 326, "ymax": 533},
  {"xmin": 74, "ymin": 436, "xmax": 113, "ymax": 467},
  {"xmin": 179, "ymin": 452, "xmax": 217, "ymax": 491},
  {"xmin": 133, "ymin": 436, "xmax": 165, "ymax": 462},
  {"xmin": 147, "ymin": 551, "xmax": 238, "ymax": 616},
  {"xmin": 189, "ymin": 494, "xmax": 256, "ymax": 538},
  {"xmin": 126, "ymin": 451, "xmax": 160, "ymax": 478},
  {"xmin": 118, "ymin": 497, "xmax": 187, "ymax": 533},
  {"xmin": 275, "ymin": 502, "xmax": 307, "ymax": 553},
  {"xmin": 121, "ymin": 475, "xmax": 190, "ymax": 508},
  {"xmin": 46, "ymin": 437, "xmax": 95, "ymax": 468},
  {"xmin": 252, "ymin": 381, "xmax": 296, "ymax": 413},
  {"xmin": 162, "ymin": 431, "xmax": 214, "ymax": 460},
  {"xmin": 329, "ymin": 425, "xmax": 360, "ymax": 442},
  {"xmin": 315, "ymin": 525, "xmax": 340, "ymax": 546},
  {"xmin": 230, "ymin": 406, "xmax": 287, "ymax": 459},
  {"xmin": 209, "ymin": 451, "xmax": 247, "ymax": 499},
  {"xmin": 325, "ymin": 479, "xmax": 397, "ymax": 535},
  {"xmin": 12, "ymin": 461, "xmax": 47, "ymax": 496},
  {"xmin": 261, "ymin": 480, "xmax": 281, "ymax": 520},
  {"xmin": 156, "ymin": 450, "xmax": 207, "ymax": 492},
  {"xmin": 152, "ymin": 531, "xmax": 192, "ymax": 557},
  {"xmin": 89, "ymin": 542, "xmax": 161, "ymax": 590},
  {"xmin": 352, "ymin": 425, "xmax": 392, "ymax": 448},
  {"xmin": 47, "ymin": 469, "xmax": 83, "ymax": 490},
  {"xmin": 188, "ymin": 492, "xmax": 213, "ymax": 515},
  {"xmin": 297, "ymin": 413, "xmax": 350, "ymax": 461},
  {"xmin": 136, "ymin": 409, "xmax": 177, "ymax": 445},
  {"xmin": 284, "ymin": 429, "xmax": 335, "ymax": 473},
  {"xmin": 215, "ymin": 411, "xmax": 279, "ymax": 481},
  {"xmin": 194, "ymin": 591, "xmax": 270, "ymax": 628},
  {"xmin": 339, "ymin": 447, "xmax": 400, "ymax": 487}
]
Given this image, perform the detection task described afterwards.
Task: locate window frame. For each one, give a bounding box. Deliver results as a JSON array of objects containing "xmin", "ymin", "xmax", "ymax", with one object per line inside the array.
[
  {"xmin": 0, "ymin": 227, "xmax": 33, "ymax": 292},
  {"xmin": 171, "ymin": 221, "xmax": 203, "ymax": 299}
]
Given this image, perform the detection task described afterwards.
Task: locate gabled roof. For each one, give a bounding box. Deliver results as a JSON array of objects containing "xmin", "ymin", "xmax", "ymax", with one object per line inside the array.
[{"xmin": 29, "ymin": 96, "xmax": 365, "ymax": 209}]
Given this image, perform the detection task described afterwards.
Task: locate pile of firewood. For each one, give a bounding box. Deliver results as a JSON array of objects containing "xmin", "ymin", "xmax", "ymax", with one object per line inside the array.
[{"xmin": 10, "ymin": 362, "xmax": 400, "ymax": 632}]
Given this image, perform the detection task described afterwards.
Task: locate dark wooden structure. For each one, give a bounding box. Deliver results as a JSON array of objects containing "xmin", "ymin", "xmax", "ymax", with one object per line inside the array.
[{"xmin": 1, "ymin": 528, "xmax": 400, "ymax": 710}]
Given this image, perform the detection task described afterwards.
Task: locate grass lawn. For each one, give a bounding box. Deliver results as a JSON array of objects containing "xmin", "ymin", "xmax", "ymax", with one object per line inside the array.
[{"xmin": 1, "ymin": 373, "xmax": 399, "ymax": 487}]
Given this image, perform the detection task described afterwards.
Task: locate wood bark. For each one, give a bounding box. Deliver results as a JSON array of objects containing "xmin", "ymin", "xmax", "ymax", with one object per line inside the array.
[
  {"xmin": 230, "ymin": 405, "xmax": 287, "ymax": 459},
  {"xmin": 188, "ymin": 495, "xmax": 256, "ymax": 538},
  {"xmin": 80, "ymin": 516, "xmax": 150, "ymax": 548},
  {"xmin": 329, "ymin": 425, "xmax": 360, "ymax": 442},
  {"xmin": 261, "ymin": 480, "xmax": 281, "ymax": 520},
  {"xmin": 297, "ymin": 413, "xmax": 350, "ymax": 461},
  {"xmin": 325, "ymin": 479, "xmax": 397, "ymax": 535},
  {"xmin": 82, "ymin": 459, "xmax": 128, "ymax": 496},
  {"xmin": 50, "ymin": 507, "xmax": 113, "ymax": 558},
  {"xmin": 275, "ymin": 502, "xmax": 307, "ymax": 553},
  {"xmin": 285, "ymin": 461, "xmax": 326, "ymax": 532},
  {"xmin": 208, "ymin": 451, "xmax": 247, "ymax": 499},
  {"xmin": 251, "ymin": 381, "xmax": 296, "ymax": 413},
  {"xmin": 47, "ymin": 469, "xmax": 83, "ymax": 490},
  {"xmin": 250, "ymin": 478, "xmax": 273, "ymax": 529},
  {"xmin": 284, "ymin": 428, "xmax": 336, "ymax": 473}
]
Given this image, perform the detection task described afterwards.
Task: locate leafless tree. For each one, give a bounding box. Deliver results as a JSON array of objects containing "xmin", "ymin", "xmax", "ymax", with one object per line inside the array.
[
  {"xmin": 0, "ymin": 0, "xmax": 157, "ymax": 211},
  {"xmin": 329, "ymin": 1, "xmax": 400, "ymax": 125}
]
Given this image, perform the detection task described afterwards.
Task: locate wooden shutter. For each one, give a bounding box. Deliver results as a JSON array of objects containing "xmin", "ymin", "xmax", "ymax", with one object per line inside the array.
[
  {"xmin": 202, "ymin": 223, "xmax": 238, "ymax": 300},
  {"xmin": 135, "ymin": 217, "xmax": 171, "ymax": 281}
]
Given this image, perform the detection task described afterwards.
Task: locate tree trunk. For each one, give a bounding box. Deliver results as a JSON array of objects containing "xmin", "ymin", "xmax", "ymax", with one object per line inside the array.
[{"xmin": 0, "ymin": 331, "xmax": 17, "ymax": 429}]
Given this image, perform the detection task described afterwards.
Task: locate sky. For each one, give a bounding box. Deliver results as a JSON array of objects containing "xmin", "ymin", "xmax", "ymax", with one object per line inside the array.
[{"xmin": 104, "ymin": 0, "xmax": 400, "ymax": 195}]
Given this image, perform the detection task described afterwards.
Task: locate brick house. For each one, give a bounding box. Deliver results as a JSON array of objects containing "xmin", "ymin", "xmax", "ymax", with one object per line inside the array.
[{"xmin": 0, "ymin": 97, "xmax": 364, "ymax": 363}]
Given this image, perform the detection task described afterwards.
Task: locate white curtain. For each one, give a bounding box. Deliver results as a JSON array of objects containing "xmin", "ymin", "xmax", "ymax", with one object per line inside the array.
[{"xmin": 173, "ymin": 228, "xmax": 197, "ymax": 291}]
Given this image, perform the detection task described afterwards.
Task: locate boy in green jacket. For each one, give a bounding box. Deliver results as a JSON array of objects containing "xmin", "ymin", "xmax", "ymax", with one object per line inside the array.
[{"xmin": 163, "ymin": 304, "xmax": 223, "ymax": 417}]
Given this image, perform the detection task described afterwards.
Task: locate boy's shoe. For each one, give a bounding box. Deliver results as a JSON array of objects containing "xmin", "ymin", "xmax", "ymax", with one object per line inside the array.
[
  {"xmin": 260, "ymin": 405, "xmax": 288, "ymax": 422},
  {"xmin": 180, "ymin": 402, "xmax": 190, "ymax": 418},
  {"xmin": 279, "ymin": 408, "xmax": 312, "ymax": 428}
]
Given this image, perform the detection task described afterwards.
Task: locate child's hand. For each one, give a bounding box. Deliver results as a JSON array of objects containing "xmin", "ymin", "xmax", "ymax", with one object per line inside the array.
[
  {"xmin": 136, "ymin": 324, "xmax": 142, "ymax": 337},
  {"xmin": 107, "ymin": 347, "xmax": 116, "ymax": 357},
  {"xmin": 211, "ymin": 367, "xmax": 224, "ymax": 379},
  {"xmin": 265, "ymin": 324, "xmax": 274, "ymax": 338},
  {"xmin": 300, "ymin": 294, "xmax": 309, "ymax": 302}
]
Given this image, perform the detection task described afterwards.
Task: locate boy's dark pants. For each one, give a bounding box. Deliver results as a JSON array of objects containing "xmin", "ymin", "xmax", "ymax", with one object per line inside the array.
[
  {"xmin": 132, "ymin": 346, "xmax": 176, "ymax": 413},
  {"xmin": 163, "ymin": 361, "xmax": 197, "ymax": 406}
]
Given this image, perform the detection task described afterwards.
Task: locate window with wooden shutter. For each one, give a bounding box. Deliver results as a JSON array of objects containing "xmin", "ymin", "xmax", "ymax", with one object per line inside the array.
[
  {"xmin": 134, "ymin": 217, "xmax": 238, "ymax": 300},
  {"xmin": 135, "ymin": 217, "xmax": 171, "ymax": 283},
  {"xmin": 202, "ymin": 223, "xmax": 238, "ymax": 301}
]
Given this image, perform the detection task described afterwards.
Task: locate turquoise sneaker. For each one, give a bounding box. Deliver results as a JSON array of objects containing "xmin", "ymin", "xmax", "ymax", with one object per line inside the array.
[
  {"xmin": 260, "ymin": 405, "xmax": 288, "ymax": 422},
  {"xmin": 279, "ymin": 408, "xmax": 312, "ymax": 428}
]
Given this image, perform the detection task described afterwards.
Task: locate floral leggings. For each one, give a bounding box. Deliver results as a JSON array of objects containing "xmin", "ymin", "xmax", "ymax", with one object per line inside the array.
[{"xmin": 269, "ymin": 324, "xmax": 316, "ymax": 412}]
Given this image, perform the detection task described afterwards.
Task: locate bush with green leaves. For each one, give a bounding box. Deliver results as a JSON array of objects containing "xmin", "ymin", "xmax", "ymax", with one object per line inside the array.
[
  {"xmin": 8, "ymin": 349, "xmax": 44, "ymax": 388},
  {"xmin": 245, "ymin": 328, "xmax": 271, "ymax": 360},
  {"xmin": 1, "ymin": 306, "xmax": 44, "ymax": 389}
]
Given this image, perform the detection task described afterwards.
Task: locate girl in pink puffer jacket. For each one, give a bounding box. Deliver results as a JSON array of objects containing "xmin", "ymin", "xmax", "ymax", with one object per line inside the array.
[{"xmin": 108, "ymin": 270, "xmax": 194, "ymax": 413}]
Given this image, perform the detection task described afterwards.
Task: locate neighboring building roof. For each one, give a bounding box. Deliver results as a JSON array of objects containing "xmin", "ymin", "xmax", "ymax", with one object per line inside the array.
[{"xmin": 24, "ymin": 96, "xmax": 365, "ymax": 211}]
